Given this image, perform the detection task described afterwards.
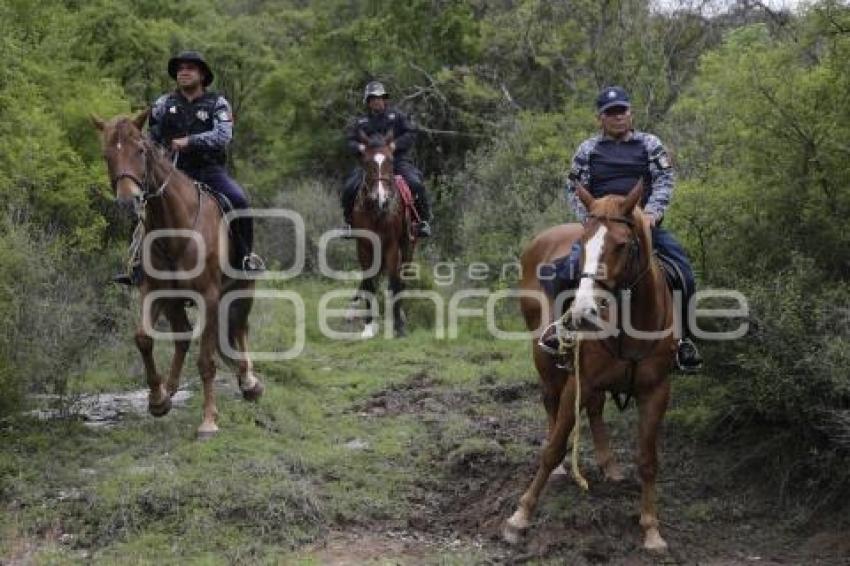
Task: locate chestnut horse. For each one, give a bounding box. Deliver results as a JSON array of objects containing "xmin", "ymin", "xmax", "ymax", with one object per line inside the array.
[
  {"xmin": 504, "ymin": 183, "xmax": 677, "ymax": 552},
  {"xmin": 93, "ymin": 111, "xmax": 264, "ymax": 439},
  {"xmin": 346, "ymin": 132, "xmax": 415, "ymax": 338}
]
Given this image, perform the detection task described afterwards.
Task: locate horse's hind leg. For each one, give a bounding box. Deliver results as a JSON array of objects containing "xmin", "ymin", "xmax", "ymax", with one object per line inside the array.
[
  {"xmin": 230, "ymin": 294, "xmax": 263, "ymax": 402},
  {"xmin": 587, "ymin": 391, "xmax": 624, "ymax": 481},
  {"xmin": 137, "ymin": 293, "xmax": 170, "ymax": 417},
  {"xmin": 504, "ymin": 375, "xmax": 579, "ymax": 543},
  {"xmin": 636, "ymin": 380, "xmax": 671, "ymax": 552},
  {"xmin": 164, "ymin": 301, "xmax": 192, "ymax": 397},
  {"xmin": 196, "ymin": 290, "xmax": 221, "ymax": 439}
]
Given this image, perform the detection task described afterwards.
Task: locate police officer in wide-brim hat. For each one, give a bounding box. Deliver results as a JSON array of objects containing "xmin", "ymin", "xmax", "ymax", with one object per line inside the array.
[{"xmin": 167, "ymin": 51, "xmax": 214, "ymax": 87}]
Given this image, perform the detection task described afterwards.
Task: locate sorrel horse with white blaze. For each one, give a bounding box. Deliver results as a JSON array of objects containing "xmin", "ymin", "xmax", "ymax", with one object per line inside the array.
[
  {"xmin": 346, "ymin": 131, "xmax": 417, "ymax": 338},
  {"xmin": 93, "ymin": 110, "xmax": 263, "ymax": 439},
  {"xmin": 504, "ymin": 182, "xmax": 677, "ymax": 552}
]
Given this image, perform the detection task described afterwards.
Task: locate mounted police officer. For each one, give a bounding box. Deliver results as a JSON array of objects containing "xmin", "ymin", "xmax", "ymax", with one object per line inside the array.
[
  {"xmin": 114, "ymin": 50, "xmax": 263, "ymax": 285},
  {"xmin": 546, "ymin": 86, "xmax": 702, "ymax": 372},
  {"xmin": 340, "ymin": 81, "xmax": 433, "ymax": 238}
]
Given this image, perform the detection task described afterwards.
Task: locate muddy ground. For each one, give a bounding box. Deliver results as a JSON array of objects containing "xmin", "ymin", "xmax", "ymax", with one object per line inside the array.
[
  {"xmin": 331, "ymin": 371, "xmax": 849, "ymax": 565},
  {"xmin": 9, "ymin": 367, "xmax": 849, "ymax": 565}
]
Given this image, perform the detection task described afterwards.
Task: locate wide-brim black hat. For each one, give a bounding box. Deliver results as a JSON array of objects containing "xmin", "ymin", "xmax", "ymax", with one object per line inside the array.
[{"xmin": 168, "ymin": 51, "xmax": 214, "ymax": 87}]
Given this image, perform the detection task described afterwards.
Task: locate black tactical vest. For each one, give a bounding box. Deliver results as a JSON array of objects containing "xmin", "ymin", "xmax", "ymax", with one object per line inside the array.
[
  {"xmin": 157, "ymin": 91, "xmax": 226, "ymax": 169},
  {"xmin": 589, "ymin": 138, "xmax": 652, "ymax": 205}
]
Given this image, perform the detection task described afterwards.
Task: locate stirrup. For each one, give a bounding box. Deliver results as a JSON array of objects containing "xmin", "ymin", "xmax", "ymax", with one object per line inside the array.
[
  {"xmin": 242, "ymin": 253, "xmax": 266, "ymax": 272},
  {"xmin": 675, "ymin": 338, "xmax": 703, "ymax": 373}
]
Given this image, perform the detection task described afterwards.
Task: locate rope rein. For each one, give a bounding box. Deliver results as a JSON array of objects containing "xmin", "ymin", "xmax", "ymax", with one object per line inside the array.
[{"xmin": 570, "ymin": 334, "xmax": 589, "ymax": 490}]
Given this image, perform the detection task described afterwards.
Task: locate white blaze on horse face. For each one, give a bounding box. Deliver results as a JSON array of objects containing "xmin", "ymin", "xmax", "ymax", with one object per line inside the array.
[
  {"xmin": 572, "ymin": 225, "xmax": 607, "ymax": 317},
  {"xmin": 374, "ymin": 153, "xmax": 387, "ymax": 208}
]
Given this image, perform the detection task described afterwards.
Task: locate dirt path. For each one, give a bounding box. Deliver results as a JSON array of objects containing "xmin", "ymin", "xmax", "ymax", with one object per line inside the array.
[
  {"xmin": 14, "ymin": 369, "xmax": 848, "ymax": 564},
  {"xmin": 340, "ymin": 372, "xmax": 850, "ymax": 565}
]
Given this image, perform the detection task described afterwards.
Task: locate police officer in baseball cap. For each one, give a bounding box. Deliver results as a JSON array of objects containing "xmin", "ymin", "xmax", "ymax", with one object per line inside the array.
[{"xmin": 544, "ymin": 85, "xmax": 704, "ymax": 373}]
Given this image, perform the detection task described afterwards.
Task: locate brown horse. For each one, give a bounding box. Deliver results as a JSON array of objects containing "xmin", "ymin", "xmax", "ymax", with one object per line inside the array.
[
  {"xmin": 92, "ymin": 110, "xmax": 264, "ymax": 439},
  {"xmin": 504, "ymin": 182, "xmax": 677, "ymax": 552},
  {"xmin": 346, "ymin": 132, "xmax": 416, "ymax": 338}
]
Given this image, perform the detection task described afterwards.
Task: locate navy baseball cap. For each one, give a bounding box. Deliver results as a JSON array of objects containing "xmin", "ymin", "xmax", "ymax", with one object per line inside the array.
[{"xmin": 596, "ymin": 86, "xmax": 631, "ymax": 113}]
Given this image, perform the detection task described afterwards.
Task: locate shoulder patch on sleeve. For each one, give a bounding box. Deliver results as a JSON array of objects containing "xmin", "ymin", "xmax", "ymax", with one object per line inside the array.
[
  {"xmin": 215, "ymin": 109, "xmax": 232, "ymax": 122},
  {"xmin": 357, "ymin": 117, "xmax": 369, "ymax": 124},
  {"xmin": 151, "ymin": 94, "xmax": 169, "ymax": 118}
]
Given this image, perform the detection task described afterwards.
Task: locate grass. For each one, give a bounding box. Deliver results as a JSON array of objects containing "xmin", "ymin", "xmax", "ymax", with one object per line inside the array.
[{"xmin": 0, "ymin": 277, "xmax": 534, "ymax": 564}]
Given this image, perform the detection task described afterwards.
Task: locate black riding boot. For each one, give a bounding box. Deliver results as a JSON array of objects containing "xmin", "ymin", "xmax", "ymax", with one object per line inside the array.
[
  {"xmin": 410, "ymin": 187, "xmax": 433, "ymax": 238},
  {"xmin": 676, "ymin": 290, "xmax": 702, "ymax": 372},
  {"xmin": 235, "ymin": 216, "xmax": 264, "ymax": 272}
]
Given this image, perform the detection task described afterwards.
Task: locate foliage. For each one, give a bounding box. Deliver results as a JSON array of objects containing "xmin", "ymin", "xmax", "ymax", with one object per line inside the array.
[{"xmin": 0, "ymin": 0, "xmax": 848, "ymax": 516}]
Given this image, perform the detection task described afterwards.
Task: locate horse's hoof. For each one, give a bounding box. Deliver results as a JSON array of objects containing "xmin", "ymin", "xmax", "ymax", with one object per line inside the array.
[
  {"xmin": 360, "ymin": 322, "xmax": 379, "ymax": 339},
  {"xmin": 643, "ymin": 529, "xmax": 668, "ymax": 553},
  {"xmin": 602, "ymin": 462, "xmax": 625, "ymax": 482},
  {"xmin": 148, "ymin": 395, "xmax": 172, "ymax": 417},
  {"xmin": 241, "ymin": 380, "xmax": 264, "ymax": 402},
  {"xmin": 502, "ymin": 520, "xmax": 526, "ymax": 545},
  {"xmin": 552, "ymin": 463, "xmax": 569, "ymax": 477},
  {"xmin": 196, "ymin": 426, "xmax": 219, "ymax": 441}
]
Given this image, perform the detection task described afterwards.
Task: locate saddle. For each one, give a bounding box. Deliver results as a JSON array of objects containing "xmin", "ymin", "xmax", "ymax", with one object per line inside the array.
[
  {"xmin": 394, "ymin": 175, "xmax": 420, "ymax": 242},
  {"xmin": 194, "ymin": 181, "xmax": 243, "ymax": 268},
  {"xmin": 196, "ymin": 181, "xmax": 234, "ymax": 217},
  {"xmin": 541, "ymin": 251, "xmax": 686, "ymax": 299}
]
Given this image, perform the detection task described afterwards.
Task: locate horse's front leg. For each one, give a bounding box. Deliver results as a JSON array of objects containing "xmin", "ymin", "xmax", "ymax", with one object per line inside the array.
[
  {"xmin": 636, "ymin": 377, "xmax": 671, "ymax": 552},
  {"xmin": 137, "ymin": 290, "xmax": 170, "ymax": 417},
  {"xmin": 196, "ymin": 289, "xmax": 221, "ymax": 439},
  {"xmin": 587, "ymin": 390, "xmax": 624, "ymax": 481},
  {"xmin": 504, "ymin": 375, "xmax": 580, "ymax": 543},
  {"xmin": 350, "ymin": 276, "xmax": 378, "ymax": 339},
  {"xmin": 387, "ymin": 268, "xmax": 405, "ymax": 338},
  {"xmin": 164, "ymin": 300, "xmax": 192, "ymax": 397},
  {"xmin": 350, "ymin": 238, "xmax": 379, "ymax": 338}
]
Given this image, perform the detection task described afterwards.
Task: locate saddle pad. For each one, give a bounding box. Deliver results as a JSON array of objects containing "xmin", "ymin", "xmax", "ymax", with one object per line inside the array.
[
  {"xmin": 655, "ymin": 252, "xmax": 686, "ymax": 292},
  {"xmin": 394, "ymin": 175, "xmax": 420, "ymax": 222},
  {"xmin": 195, "ymin": 181, "xmax": 234, "ymax": 216}
]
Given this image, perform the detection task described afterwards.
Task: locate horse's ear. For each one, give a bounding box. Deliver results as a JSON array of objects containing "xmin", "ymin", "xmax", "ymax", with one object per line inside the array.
[
  {"xmin": 132, "ymin": 108, "xmax": 149, "ymax": 132},
  {"xmin": 90, "ymin": 113, "xmax": 105, "ymax": 131},
  {"xmin": 621, "ymin": 179, "xmax": 644, "ymax": 215},
  {"xmin": 576, "ymin": 184, "xmax": 594, "ymax": 211},
  {"xmin": 384, "ymin": 130, "xmax": 394, "ymax": 146}
]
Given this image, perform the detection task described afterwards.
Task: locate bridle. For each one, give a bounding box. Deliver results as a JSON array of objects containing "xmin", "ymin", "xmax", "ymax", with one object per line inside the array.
[
  {"xmin": 578, "ymin": 211, "xmax": 663, "ymax": 400},
  {"xmin": 360, "ymin": 149, "xmax": 396, "ymax": 206},
  {"xmin": 580, "ymin": 213, "xmax": 651, "ymax": 295},
  {"xmin": 109, "ymin": 141, "xmax": 177, "ymax": 204}
]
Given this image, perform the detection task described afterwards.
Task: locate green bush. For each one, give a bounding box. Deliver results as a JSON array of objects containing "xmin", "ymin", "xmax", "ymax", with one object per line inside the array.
[{"xmin": 0, "ymin": 212, "xmax": 124, "ymax": 417}]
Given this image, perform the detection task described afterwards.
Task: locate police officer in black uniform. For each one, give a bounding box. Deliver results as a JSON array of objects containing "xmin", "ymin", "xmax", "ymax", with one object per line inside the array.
[
  {"xmin": 114, "ymin": 50, "xmax": 262, "ymax": 285},
  {"xmin": 340, "ymin": 81, "xmax": 432, "ymax": 237}
]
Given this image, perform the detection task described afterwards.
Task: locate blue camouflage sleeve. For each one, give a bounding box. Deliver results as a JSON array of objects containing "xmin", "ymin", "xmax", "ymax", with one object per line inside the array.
[
  {"xmin": 188, "ymin": 96, "xmax": 233, "ymax": 150},
  {"xmin": 565, "ymin": 138, "xmax": 596, "ymax": 223},
  {"xmin": 640, "ymin": 133, "xmax": 675, "ymax": 221},
  {"xmin": 148, "ymin": 95, "xmax": 168, "ymax": 146}
]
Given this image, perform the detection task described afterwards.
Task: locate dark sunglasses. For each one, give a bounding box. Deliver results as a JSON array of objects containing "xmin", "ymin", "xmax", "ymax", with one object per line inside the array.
[{"xmin": 602, "ymin": 105, "xmax": 630, "ymax": 117}]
